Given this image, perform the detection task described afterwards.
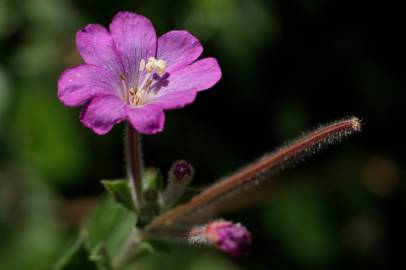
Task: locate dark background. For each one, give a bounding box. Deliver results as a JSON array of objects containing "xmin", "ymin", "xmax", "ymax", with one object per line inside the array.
[{"xmin": 0, "ymin": 0, "xmax": 404, "ymax": 269}]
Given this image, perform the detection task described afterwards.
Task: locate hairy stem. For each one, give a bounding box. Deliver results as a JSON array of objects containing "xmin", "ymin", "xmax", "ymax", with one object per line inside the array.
[
  {"xmin": 144, "ymin": 117, "xmax": 361, "ymax": 232},
  {"xmin": 126, "ymin": 124, "xmax": 144, "ymax": 209}
]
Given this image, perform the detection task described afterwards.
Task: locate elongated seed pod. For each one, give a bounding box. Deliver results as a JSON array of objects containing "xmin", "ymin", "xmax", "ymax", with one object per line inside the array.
[{"xmin": 144, "ymin": 117, "xmax": 361, "ymax": 231}]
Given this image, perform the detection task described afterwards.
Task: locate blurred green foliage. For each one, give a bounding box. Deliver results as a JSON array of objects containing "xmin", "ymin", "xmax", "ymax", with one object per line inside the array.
[
  {"xmin": 0, "ymin": 173, "xmax": 65, "ymax": 269},
  {"xmin": 263, "ymin": 184, "xmax": 338, "ymax": 265},
  {"xmin": 0, "ymin": 0, "xmax": 404, "ymax": 269}
]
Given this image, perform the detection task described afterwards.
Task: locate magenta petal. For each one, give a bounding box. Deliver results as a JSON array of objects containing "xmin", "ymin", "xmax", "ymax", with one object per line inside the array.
[
  {"xmin": 152, "ymin": 90, "xmax": 197, "ymax": 110},
  {"xmin": 152, "ymin": 57, "xmax": 221, "ymax": 109},
  {"xmin": 80, "ymin": 96, "xmax": 126, "ymax": 135},
  {"xmin": 157, "ymin": 30, "xmax": 203, "ymax": 73},
  {"xmin": 109, "ymin": 12, "xmax": 157, "ymax": 84},
  {"xmin": 76, "ymin": 24, "xmax": 123, "ymax": 75},
  {"xmin": 126, "ymin": 104, "xmax": 165, "ymax": 135},
  {"xmin": 58, "ymin": 64, "xmax": 120, "ymax": 107}
]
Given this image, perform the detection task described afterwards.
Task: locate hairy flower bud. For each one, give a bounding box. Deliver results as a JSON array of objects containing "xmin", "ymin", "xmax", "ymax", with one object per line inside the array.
[
  {"xmin": 189, "ymin": 220, "xmax": 251, "ymax": 256},
  {"xmin": 162, "ymin": 160, "xmax": 194, "ymax": 207},
  {"xmin": 171, "ymin": 160, "xmax": 194, "ymax": 182}
]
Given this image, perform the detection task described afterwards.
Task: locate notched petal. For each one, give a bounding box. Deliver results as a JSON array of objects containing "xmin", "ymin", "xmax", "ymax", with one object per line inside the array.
[
  {"xmin": 125, "ymin": 104, "xmax": 165, "ymax": 135},
  {"xmin": 157, "ymin": 30, "xmax": 203, "ymax": 72},
  {"xmin": 109, "ymin": 11, "xmax": 157, "ymax": 84},
  {"xmin": 76, "ymin": 24, "xmax": 123, "ymax": 75},
  {"xmin": 80, "ymin": 96, "xmax": 126, "ymax": 135},
  {"xmin": 151, "ymin": 58, "xmax": 221, "ymax": 109}
]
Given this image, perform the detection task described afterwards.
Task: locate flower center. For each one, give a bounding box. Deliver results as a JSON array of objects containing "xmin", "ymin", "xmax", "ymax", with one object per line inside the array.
[{"xmin": 126, "ymin": 57, "xmax": 167, "ymax": 106}]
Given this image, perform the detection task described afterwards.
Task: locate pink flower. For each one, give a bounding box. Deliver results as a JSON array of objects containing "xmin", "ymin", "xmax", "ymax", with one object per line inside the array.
[{"xmin": 58, "ymin": 11, "xmax": 221, "ymax": 135}]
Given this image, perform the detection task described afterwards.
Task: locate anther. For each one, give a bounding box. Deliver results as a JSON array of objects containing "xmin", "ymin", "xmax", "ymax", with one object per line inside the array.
[
  {"xmin": 155, "ymin": 59, "xmax": 167, "ymax": 75},
  {"xmin": 145, "ymin": 57, "xmax": 156, "ymax": 73},
  {"xmin": 145, "ymin": 57, "xmax": 167, "ymax": 75}
]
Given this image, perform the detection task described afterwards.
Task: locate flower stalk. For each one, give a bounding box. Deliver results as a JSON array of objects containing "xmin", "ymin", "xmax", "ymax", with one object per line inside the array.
[{"xmin": 126, "ymin": 123, "xmax": 144, "ymax": 209}]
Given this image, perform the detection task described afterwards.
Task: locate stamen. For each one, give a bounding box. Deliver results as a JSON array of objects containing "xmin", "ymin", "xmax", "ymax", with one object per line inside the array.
[
  {"xmin": 145, "ymin": 57, "xmax": 156, "ymax": 73},
  {"xmin": 128, "ymin": 57, "xmax": 168, "ymax": 106},
  {"xmin": 145, "ymin": 57, "xmax": 167, "ymax": 75},
  {"xmin": 119, "ymin": 74, "xmax": 127, "ymax": 82},
  {"xmin": 144, "ymin": 79, "xmax": 153, "ymax": 89},
  {"xmin": 128, "ymin": 88, "xmax": 137, "ymax": 105},
  {"xmin": 155, "ymin": 59, "xmax": 167, "ymax": 75},
  {"xmin": 139, "ymin": 59, "xmax": 146, "ymax": 71}
]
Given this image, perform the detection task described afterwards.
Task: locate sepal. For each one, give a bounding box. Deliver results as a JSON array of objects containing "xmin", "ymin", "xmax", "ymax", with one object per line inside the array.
[
  {"xmin": 162, "ymin": 160, "xmax": 194, "ymax": 207},
  {"xmin": 101, "ymin": 179, "xmax": 136, "ymax": 212},
  {"xmin": 143, "ymin": 167, "xmax": 163, "ymax": 191}
]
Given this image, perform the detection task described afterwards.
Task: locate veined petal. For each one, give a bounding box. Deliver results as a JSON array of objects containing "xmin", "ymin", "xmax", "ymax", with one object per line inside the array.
[
  {"xmin": 80, "ymin": 96, "xmax": 126, "ymax": 135},
  {"xmin": 151, "ymin": 90, "xmax": 197, "ymax": 110},
  {"xmin": 125, "ymin": 104, "xmax": 165, "ymax": 135},
  {"xmin": 152, "ymin": 58, "xmax": 221, "ymax": 109},
  {"xmin": 76, "ymin": 24, "xmax": 123, "ymax": 75},
  {"xmin": 157, "ymin": 30, "xmax": 203, "ymax": 73},
  {"xmin": 58, "ymin": 64, "xmax": 121, "ymax": 107},
  {"xmin": 109, "ymin": 11, "xmax": 157, "ymax": 85}
]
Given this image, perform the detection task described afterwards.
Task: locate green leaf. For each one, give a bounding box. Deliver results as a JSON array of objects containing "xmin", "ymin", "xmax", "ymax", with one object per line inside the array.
[
  {"xmin": 146, "ymin": 240, "xmax": 172, "ymax": 253},
  {"xmin": 121, "ymin": 240, "xmax": 171, "ymax": 266},
  {"xmin": 53, "ymin": 234, "xmax": 97, "ymax": 270},
  {"xmin": 54, "ymin": 196, "xmax": 138, "ymax": 269},
  {"xmin": 88, "ymin": 243, "xmax": 113, "ymax": 270},
  {"xmin": 83, "ymin": 196, "xmax": 137, "ymax": 266},
  {"xmin": 101, "ymin": 179, "xmax": 136, "ymax": 212},
  {"xmin": 129, "ymin": 241, "xmax": 155, "ymax": 262}
]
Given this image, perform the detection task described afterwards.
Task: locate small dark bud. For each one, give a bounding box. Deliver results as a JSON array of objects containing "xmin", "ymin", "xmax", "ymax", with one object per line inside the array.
[
  {"xmin": 162, "ymin": 160, "xmax": 195, "ymax": 207},
  {"xmin": 170, "ymin": 160, "xmax": 194, "ymax": 183}
]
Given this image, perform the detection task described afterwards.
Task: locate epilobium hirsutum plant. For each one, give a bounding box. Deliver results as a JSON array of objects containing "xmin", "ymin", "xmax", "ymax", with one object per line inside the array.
[{"xmin": 55, "ymin": 11, "xmax": 361, "ymax": 270}]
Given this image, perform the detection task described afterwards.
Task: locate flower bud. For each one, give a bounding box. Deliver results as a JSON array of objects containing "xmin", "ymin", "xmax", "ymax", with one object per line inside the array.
[
  {"xmin": 162, "ymin": 160, "xmax": 194, "ymax": 207},
  {"xmin": 189, "ymin": 220, "xmax": 251, "ymax": 256},
  {"xmin": 171, "ymin": 160, "xmax": 194, "ymax": 183}
]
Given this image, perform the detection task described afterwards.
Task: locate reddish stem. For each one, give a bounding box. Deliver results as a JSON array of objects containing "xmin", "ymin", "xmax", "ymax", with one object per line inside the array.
[
  {"xmin": 126, "ymin": 124, "xmax": 144, "ymax": 208},
  {"xmin": 144, "ymin": 117, "xmax": 361, "ymax": 231}
]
